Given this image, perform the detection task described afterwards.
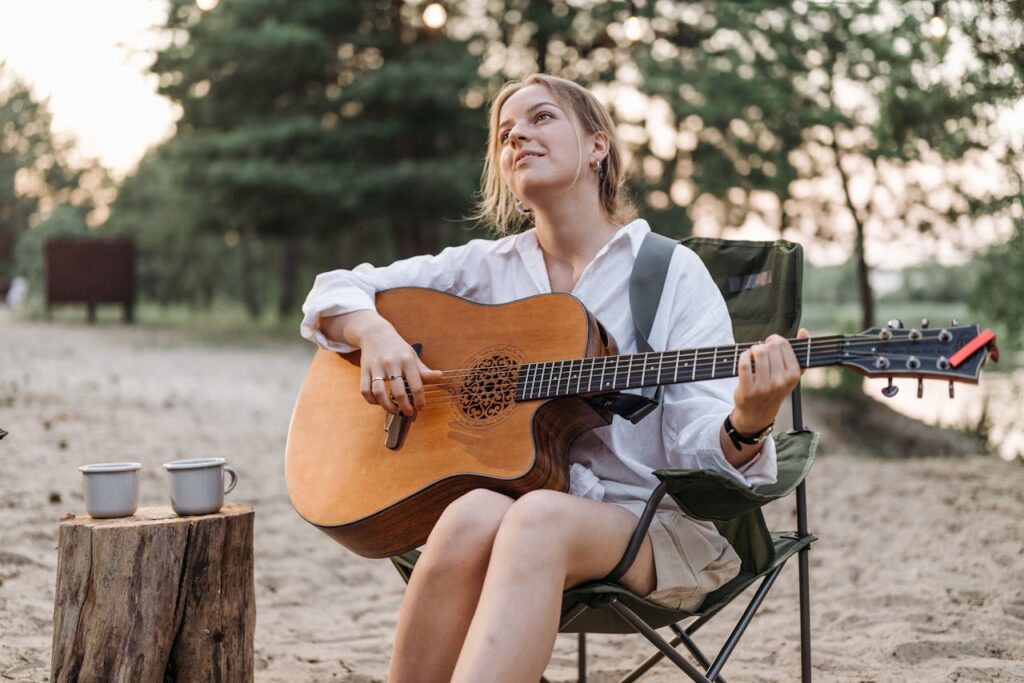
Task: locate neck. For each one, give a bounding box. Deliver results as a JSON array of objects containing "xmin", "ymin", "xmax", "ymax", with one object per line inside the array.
[
  {"xmin": 515, "ymin": 335, "xmax": 846, "ymax": 401},
  {"xmin": 530, "ymin": 195, "xmax": 619, "ymax": 268}
]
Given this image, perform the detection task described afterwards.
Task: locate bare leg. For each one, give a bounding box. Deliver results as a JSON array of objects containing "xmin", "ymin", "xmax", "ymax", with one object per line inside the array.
[
  {"xmin": 450, "ymin": 490, "xmax": 656, "ymax": 683},
  {"xmin": 388, "ymin": 489, "xmax": 514, "ymax": 683}
]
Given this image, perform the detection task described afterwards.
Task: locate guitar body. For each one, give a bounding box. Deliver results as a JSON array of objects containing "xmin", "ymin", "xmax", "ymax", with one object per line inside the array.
[{"xmin": 285, "ymin": 288, "xmax": 617, "ymax": 558}]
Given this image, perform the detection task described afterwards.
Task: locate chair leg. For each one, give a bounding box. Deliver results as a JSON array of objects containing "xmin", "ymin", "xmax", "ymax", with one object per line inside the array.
[
  {"xmin": 606, "ymin": 598, "xmax": 711, "ymax": 683},
  {"xmin": 705, "ymin": 565, "xmax": 783, "ymax": 680},
  {"xmin": 799, "ymin": 545, "xmax": 812, "ymax": 682},
  {"xmin": 671, "ymin": 625, "xmax": 728, "ymax": 683},
  {"xmin": 578, "ymin": 633, "xmax": 586, "ymax": 683}
]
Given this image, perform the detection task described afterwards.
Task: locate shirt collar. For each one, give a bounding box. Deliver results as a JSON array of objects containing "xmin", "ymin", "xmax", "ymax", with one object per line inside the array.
[{"xmin": 511, "ymin": 217, "xmax": 652, "ymax": 260}]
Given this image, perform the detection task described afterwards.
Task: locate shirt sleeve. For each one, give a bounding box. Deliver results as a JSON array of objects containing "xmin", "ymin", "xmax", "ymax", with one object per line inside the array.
[
  {"xmin": 299, "ymin": 240, "xmax": 489, "ymax": 353},
  {"xmin": 658, "ymin": 251, "xmax": 778, "ymax": 487}
]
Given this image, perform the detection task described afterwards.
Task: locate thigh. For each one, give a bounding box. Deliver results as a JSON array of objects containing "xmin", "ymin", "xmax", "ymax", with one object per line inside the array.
[{"xmin": 503, "ymin": 490, "xmax": 656, "ymax": 597}]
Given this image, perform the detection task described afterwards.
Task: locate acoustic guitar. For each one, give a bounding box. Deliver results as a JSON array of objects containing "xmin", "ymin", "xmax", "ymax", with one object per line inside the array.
[{"xmin": 285, "ymin": 287, "xmax": 997, "ymax": 558}]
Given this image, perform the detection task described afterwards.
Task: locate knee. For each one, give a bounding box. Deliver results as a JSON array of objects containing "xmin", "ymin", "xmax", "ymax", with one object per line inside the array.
[
  {"xmin": 494, "ymin": 490, "xmax": 571, "ymax": 557},
  {"xmin": 422, "ymin": 489, "xmax": 513, "ymax": 569}
]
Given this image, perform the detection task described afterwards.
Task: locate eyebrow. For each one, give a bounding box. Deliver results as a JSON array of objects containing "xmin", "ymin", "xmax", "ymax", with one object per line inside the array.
[{"xmin": 498, "ymin": 101, "xmax": 560, "ymax": 131}]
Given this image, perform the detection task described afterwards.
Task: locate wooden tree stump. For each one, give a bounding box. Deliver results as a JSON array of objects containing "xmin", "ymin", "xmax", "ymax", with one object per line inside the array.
[{"xmin": 51, "ymin": 505, "xmax": 255, "ymax": 683}]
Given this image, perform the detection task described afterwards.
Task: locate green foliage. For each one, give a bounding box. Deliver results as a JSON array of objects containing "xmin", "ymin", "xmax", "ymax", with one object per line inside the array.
[
  {"xmin": 803, "ymin": 262, "xmax": 859, "ymax": 305},
  {"xmin": 886, "ymin": 262, "xmax": 976, "ymax": 304},
  {"xmin": 0, "ymin": 63, "xmax": 109, "ymax": 285},
  {"xmin": 99, "ymin": 1, "xmax": 1023, "ymax": 327},
  {"xmin": 970, "ymin": 221, "xmax": 1024, "ymax": 347}
]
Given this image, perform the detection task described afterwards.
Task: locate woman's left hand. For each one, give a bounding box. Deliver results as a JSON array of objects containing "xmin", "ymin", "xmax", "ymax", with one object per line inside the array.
[{"xmin": 731, "ymin": 329, "xmax": 809, "ymax": 434}]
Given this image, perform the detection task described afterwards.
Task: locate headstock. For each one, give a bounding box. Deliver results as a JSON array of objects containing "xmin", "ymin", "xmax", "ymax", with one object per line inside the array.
[{"xmin": 838, "ymin": 320, "xmax": 998, "ymax": 398}]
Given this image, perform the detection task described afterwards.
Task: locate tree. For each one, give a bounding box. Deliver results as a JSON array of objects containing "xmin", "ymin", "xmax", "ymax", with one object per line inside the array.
[
  {"xmin": 0, "ymin": 63, "xmax": 107, "ymax": 289},
  {"xmin": 627, "ymin": 2, "xmax": 1021, "ymax": 330},
  {"xmin": 146, "ymin": 0, "xmax": 486, "ymax": 318}
]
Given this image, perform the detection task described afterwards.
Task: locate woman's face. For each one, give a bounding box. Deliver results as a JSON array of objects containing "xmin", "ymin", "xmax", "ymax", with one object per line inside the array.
[{"xmin": 496, "ymin": 84, "xmax": 592, "ymax": 203}]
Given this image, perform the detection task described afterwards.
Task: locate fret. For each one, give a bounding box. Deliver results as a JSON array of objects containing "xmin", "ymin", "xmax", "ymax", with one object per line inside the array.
[
  {"xmin": 691, "ymin": 348, "xmax": 698, "ymax": 380},
  {"xmin": 600, "ymin": 356, "xmax": 612, "ymax": 390},
  {"xmin": 657, "ymin": 353, "xmax": 664, "ymax": 386},
  {"xmin": 640, "ymin": 352, "xmax": 648, "ymax": 387},
  {"xmin": 732, "ymin": 345, "xmax": 738, "ymax": 376},
  {"xmin": 557, "ymin": 360, "xmax": 568, "ymax": 396},
  {"xmin": 805, "ymin": 339, "xmax": 811, "ymax": 368},
  {"xmin": 587, "ymin": 356, "xmax": 597, "ymax": 393},
  {"xmin": 711, "ymin": 346, "xmax": 718, "ymax": 379},
  {"xmin": 612, "ymin": 355, "xmax": 621, "ymax": 390},
  {"xmin": 673, "ymin": 350, "xmax": 680, "ymax": 383},
  {"xmin": 572, "ymin": 358, "xmax": 583, "ymax": 395},
  {"xmin": 522, "ymin": 363, "xmax": 532, "ymax": 400},
  {"xmin": 544, "ymin": 361, "xmax": 556, "ymax": 398}
]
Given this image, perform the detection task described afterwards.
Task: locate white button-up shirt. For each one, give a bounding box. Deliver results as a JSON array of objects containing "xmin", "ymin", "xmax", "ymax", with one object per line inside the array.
[{"xmin": 300, "ymin": 218, "xmax": 776, "ymax": 509}]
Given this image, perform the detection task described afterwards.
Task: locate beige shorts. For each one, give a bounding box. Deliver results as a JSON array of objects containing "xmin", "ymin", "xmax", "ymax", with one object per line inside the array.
[{"xmin": 610, "ymin": 501, "xmax": 742, "ymax": 611}]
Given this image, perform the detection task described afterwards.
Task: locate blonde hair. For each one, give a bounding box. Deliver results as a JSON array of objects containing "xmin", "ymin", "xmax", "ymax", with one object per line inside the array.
[{"xmin": 470, "ymin": 74, "xmax": 636, "ymax": 236}]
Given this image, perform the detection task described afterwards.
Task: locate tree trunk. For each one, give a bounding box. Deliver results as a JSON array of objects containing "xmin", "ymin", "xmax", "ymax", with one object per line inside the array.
[
  {"xmin": 51, "ymin": 505, "xmax": 255, "ymax": 683},
  {"xmin": 830, "ymin": 134, "xmax": 876, "ymax": 330},
  {"xmin": 277, "ymin": 236, "xmax": 302, "ymax": 319},
  {"xmin": 239, "ymin": 232, "xmax": 262, "ymax": 320}
]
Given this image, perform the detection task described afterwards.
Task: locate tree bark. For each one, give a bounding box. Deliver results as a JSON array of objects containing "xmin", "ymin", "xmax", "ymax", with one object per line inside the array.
[
  {"xmin": 830, "ymin": 134, "xmax": 876, "ymax": 330},
  {"xmin": 51, "ymin": 505, "xmax": 255, "ymax": 683}
]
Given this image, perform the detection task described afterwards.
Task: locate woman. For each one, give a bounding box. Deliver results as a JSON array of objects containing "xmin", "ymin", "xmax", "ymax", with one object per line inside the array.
[{"xmin": 300, "ymin": 74, "xmax": 804, "ymax": 683}]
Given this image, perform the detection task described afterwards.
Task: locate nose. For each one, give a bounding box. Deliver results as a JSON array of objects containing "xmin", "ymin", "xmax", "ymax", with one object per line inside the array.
[{"xmin": 507, "ymin": 121, "xmax": 530, "ymax": 146}]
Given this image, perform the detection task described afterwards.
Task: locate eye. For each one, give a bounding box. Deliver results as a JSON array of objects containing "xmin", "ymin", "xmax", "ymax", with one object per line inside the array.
[{"xmin": 536, "ymin": 112, "xmax": 553, "ymax": 122}]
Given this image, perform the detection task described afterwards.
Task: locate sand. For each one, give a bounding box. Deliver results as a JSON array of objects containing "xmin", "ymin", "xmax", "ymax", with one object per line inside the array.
[{"xmin": 1, "ymin": 313, "xmax": 1023, "ymax": 682}]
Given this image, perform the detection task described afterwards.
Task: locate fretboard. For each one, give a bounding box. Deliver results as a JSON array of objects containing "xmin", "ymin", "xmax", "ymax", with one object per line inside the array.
[{"xmin": 514, "ymin": 336, "xmax": 845, "ymax": 402}]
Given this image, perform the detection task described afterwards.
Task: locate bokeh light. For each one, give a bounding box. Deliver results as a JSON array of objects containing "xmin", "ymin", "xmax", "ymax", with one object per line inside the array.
[
  {"xmin": 422, "ymin": 3, "xmax": 447, "ymax": 29},
  {"xmin": 196, "ymin": 0, "xmax": 219, "ymax": 11}
]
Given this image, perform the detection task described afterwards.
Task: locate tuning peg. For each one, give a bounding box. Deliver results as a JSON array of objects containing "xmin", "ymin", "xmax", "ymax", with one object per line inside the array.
[
  {"xmin": 917, "ymin": 378, "xmax": 924, "ymax": 398},
  {"xmin": 887, "ymin": 319, "xmax": 904, "ymax": 329},
  {"xmin": 921, "ymin": 318, "xmax": 930, "ymax": 329},
  {"xmin": 881, "ymin": 378, "xmax": 899, "ymax": 398},
  {"xmin": 949, "ymin": 381, "xmax": 955, "ymax": 399}
]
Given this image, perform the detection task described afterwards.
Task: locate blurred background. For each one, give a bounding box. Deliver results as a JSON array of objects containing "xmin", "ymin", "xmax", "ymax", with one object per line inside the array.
[{"xmin": 1, "ymin": 0, "xmax": 1022, "ymax": 459}]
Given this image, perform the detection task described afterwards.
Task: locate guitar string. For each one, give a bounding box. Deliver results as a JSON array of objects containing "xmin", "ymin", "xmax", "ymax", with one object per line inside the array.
[
  {"xmin": 393, "ymin": 348, "xmax": 963, "ymax": 408},
  {"xmin": 392, "ymin": 335, "xmax": 962, "ymax": 394},
  {"xmin": 375, "ymin": 336, "xmax": 859, "ymax": 388}
]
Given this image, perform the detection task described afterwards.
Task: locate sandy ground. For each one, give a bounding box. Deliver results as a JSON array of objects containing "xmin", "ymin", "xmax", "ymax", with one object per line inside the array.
[{"xmin": 1, "ymin": 314, "xmax": 1023, "ymax": 682}]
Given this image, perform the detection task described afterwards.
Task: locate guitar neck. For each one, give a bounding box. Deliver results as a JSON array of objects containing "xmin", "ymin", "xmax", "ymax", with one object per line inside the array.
[{"xmin": 514, "ymin": 335, "xmax": 846, "ymax": 402}]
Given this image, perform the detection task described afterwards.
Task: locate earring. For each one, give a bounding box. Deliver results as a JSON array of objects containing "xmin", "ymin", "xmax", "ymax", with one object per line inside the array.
[
  {"xmin": 514, "ymin": 197, "xmax": 532, "ymax": 215},
  {"xmin": 592, "ymin": 159, "xmax": 607, "ymax": 181}
]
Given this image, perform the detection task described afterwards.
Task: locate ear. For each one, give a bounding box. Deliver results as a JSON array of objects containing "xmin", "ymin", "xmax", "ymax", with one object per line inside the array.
[{"xmin": 590, "ymin": 130, "xmax": 610, "ymax": 165}]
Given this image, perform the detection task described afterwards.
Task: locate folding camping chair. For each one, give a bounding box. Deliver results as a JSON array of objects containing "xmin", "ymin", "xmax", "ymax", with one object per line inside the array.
[{"xmin": 391, "ymin": 237, "xmax": 817, "ymax": 682}]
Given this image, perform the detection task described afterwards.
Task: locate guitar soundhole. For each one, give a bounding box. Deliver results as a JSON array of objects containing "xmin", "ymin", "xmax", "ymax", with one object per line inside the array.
[{"xmin": 454, "ymin": 348, "xmax": 523, "ymax": 426}]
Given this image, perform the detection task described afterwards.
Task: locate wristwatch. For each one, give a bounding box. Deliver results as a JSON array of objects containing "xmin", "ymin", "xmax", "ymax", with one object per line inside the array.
[{"xmin": 723, "ymin": 414, "xmax": 774, "ymax": 451}]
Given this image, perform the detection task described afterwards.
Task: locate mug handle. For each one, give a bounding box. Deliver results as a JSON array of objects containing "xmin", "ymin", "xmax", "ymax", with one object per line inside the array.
[{"xmin": 223, "ymin": 465, "xmax": 238, "ymax": 495}]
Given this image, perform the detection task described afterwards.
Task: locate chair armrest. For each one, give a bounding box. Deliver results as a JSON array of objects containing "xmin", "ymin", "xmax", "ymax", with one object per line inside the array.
[{"xmin": 653, "ymin": 430, "xmax": 819, "ymax": 523}]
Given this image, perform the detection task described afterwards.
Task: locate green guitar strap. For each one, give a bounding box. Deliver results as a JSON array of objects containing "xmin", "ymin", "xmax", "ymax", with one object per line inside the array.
[
  {"xmin": 583, "ymin": 230, "xmax": 678, "ymax": 424},
  {"xmin": 624, "ymin": 230, "xmax": 679, "ymax": 422}
]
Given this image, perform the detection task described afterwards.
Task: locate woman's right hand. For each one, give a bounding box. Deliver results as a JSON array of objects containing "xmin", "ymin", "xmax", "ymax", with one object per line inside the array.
[{"xmin": 319, "ymin": 309, "xmax": 443, "ymax": 416}]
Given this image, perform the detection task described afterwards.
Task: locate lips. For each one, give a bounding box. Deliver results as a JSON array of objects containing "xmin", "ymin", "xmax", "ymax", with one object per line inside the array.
[{"xmin": 514, "ymin": 151, "xmax": 544, "ymax": 168}]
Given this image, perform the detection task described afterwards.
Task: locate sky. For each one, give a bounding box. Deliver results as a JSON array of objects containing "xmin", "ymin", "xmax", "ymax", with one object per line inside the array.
[{"xmin": 0, "ymin": 0, "xmax": 175, "ymax": 178}]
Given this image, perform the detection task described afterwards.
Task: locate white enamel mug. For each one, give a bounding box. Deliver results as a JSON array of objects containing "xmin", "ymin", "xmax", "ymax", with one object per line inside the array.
[
  {"xmin": 79, "ymin": 462, "xmax": 141, "ymax": 518},
  {"xmin": 163, "ymin": 457, "xmax": 238, "ymax": 516}
]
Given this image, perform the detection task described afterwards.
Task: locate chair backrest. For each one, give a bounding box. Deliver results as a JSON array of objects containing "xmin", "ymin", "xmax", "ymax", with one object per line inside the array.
[
  {"xmin": 681, "ymin": 237, "xmax": 803, "ymax": 343},
  {"xmin": 679, "ymin": 237, "xmax": 806, "ymax": 581}
]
